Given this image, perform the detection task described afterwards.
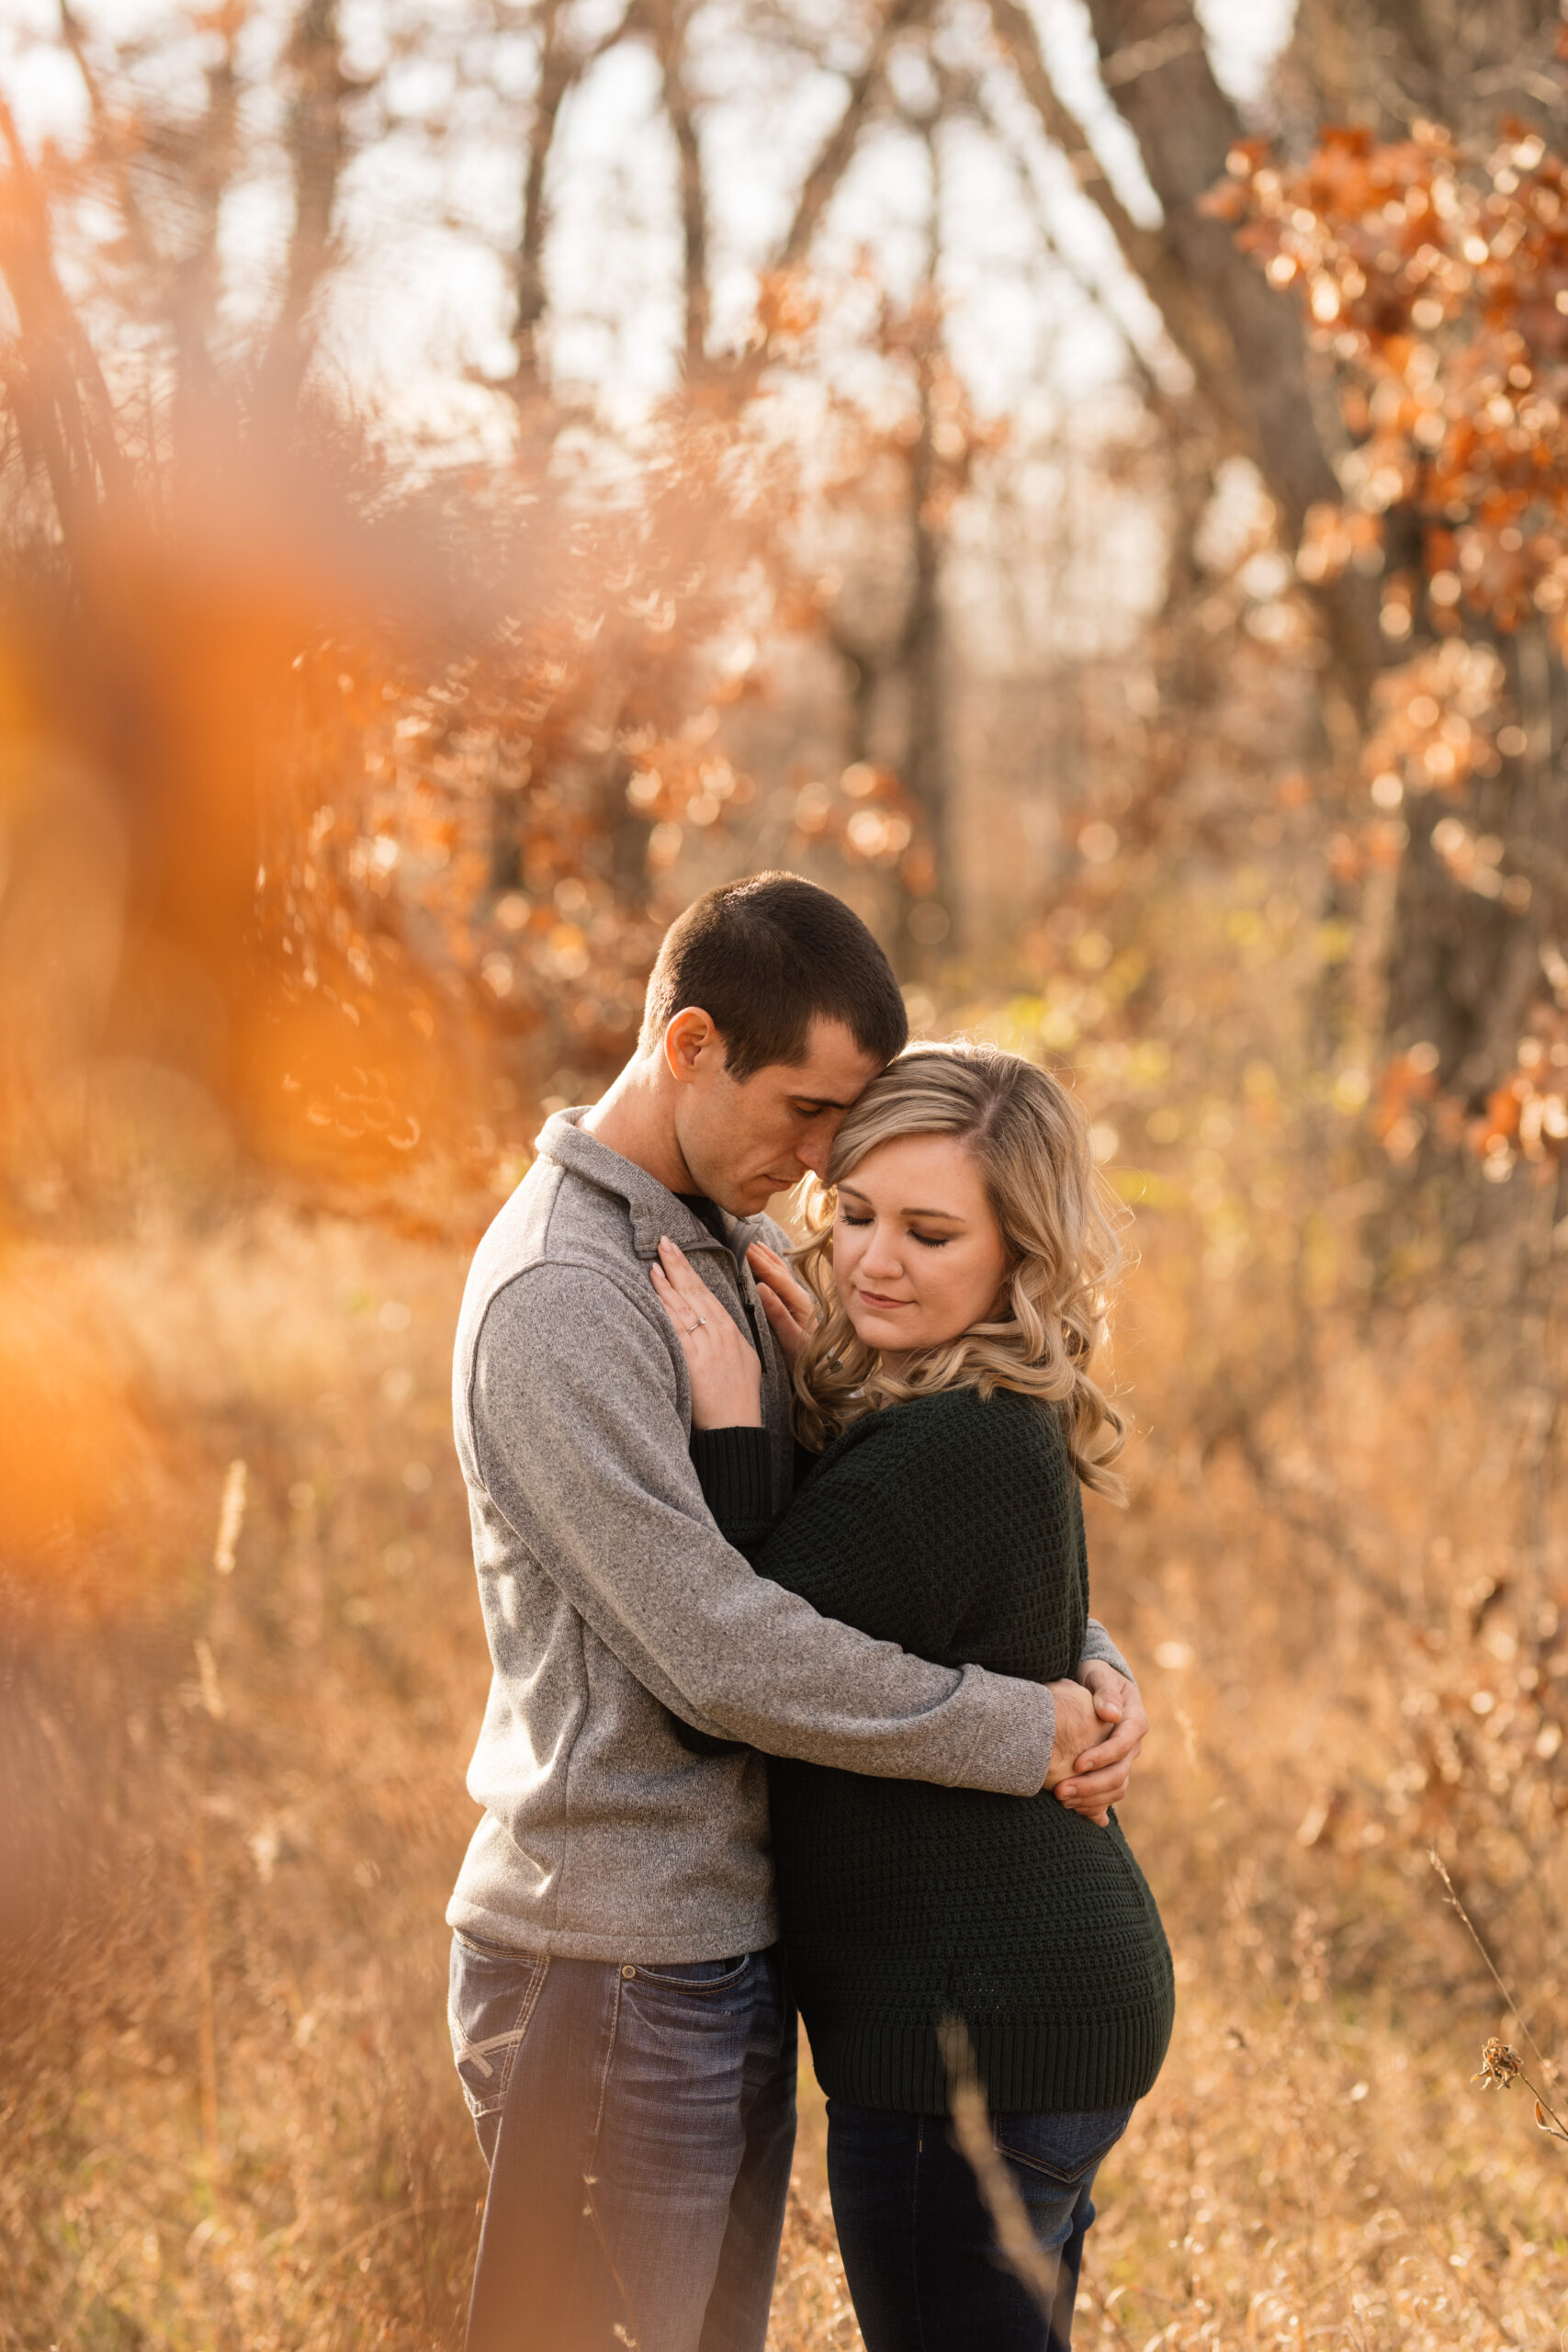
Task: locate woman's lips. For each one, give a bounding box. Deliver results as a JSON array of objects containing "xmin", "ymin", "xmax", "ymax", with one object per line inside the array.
[{"xmin": 856, "ymin": 1289, "xmax": 913, "ymax": 1310}]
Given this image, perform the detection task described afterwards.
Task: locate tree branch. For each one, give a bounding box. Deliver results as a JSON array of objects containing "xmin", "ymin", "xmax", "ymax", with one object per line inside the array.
[
  {"xmin": 769, "ymin": 0, "xmax": 932, "ymax": 278},
  {"xmin": 981, "ymin": 0, "xmax": 1245, "ymax": 437}
]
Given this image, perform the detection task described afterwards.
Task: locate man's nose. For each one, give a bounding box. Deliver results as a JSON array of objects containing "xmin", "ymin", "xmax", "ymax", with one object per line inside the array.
[{"xmin": 795, "ymin": 1111, "xmax": 846, "ymax": 1182}]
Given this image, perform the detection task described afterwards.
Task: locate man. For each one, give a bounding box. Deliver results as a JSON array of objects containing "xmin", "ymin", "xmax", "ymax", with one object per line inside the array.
[{"xmin": 447, "ymin": 873, "xmax": 1148, "ymax": 2352}]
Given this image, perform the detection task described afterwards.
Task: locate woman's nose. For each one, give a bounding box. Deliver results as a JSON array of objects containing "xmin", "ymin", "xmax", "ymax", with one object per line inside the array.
[{"xmin": 860, "ymin": 1226, "xmax": 903, "ymax": 1278}]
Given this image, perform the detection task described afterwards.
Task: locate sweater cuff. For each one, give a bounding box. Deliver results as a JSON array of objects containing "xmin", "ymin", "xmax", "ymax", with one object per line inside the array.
[
  {"xmin": 1078, "ymin": 1617, "xmax": 1134, "ymax": 1685},
  {"xmin": 691, "ymin": 1425, "xmax": 773, "ymax": 1539}
]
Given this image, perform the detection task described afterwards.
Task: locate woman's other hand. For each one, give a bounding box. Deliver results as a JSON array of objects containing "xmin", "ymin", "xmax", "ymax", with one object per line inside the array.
[
  {"xmin": 745, "ymin": 1239, "xmax": 817, "ymax": 1369},
  {"xmin": 652, "ymin": 1238, "xmax": 763, "ymax": 1430}
]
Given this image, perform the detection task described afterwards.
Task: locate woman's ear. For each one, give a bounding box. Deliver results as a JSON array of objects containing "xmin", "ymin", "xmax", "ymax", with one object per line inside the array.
[{"xmin": 987, "ymin": 1263, "xmax": 1020, "ymax": 1323}]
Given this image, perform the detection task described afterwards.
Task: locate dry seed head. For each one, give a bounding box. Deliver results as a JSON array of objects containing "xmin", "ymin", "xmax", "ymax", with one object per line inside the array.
[{"xmin": 1473, "ymin": 2035, "xmax": 1523, "ymax": 2088}]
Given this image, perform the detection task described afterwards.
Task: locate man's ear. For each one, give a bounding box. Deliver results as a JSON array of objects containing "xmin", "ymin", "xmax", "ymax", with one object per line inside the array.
[{"xmin": 662, "ymin": 1007, "xmax": 721, "ymax": 1085}]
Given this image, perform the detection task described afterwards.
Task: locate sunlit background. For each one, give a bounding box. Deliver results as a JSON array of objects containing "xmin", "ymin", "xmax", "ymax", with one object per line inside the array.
[{"xmin": 4, "ymin": 1, "xmax": 1568, "ymax": 2344}]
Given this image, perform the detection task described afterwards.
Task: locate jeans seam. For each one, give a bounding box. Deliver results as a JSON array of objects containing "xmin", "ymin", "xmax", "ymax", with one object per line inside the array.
[
  {"xmin": 451, "ymin": 1951, "xmax": 551, "ymax": 2112},
  {"xmin": 993, "ymin": 2118, "xmax": 1125, "ymax": 2184},
  {"xmin": 582, "ymin": 1968, "xmax": 640, "ymax": 2348},
  {"xmin": 910, "ymin": 2119, "xmax": 930, "ymax": 2352}
]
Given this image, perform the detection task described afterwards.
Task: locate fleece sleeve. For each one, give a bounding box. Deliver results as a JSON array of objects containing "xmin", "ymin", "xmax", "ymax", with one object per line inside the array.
[{"xmin": 467, "ymin": 1263, "xmax": 1056, "ymax": 1796}]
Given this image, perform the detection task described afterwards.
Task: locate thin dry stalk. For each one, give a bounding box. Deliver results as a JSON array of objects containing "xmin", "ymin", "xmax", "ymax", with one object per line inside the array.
[
  {"xmin": 213, "ymin": 1458, "xmax": 248, "ymax": 1575},
  {"xmin": 189, "ymin": 1826, "xmax": 220, "ymax": 2176},
  {"xmin": 1427, "ymin": 1850, "xmax": 1555, "ymax": 2077},
  {"xmin": 936, "ymin": 2018, "xmax": 1068, "ymax": 2335},
  {"xmin": 187, "ymin": 1459, "xmax": 251, "ymax": 2184},
  {"xmin": 1430, "ymin": 1850, "xmax": 1568, "ymax": 2148}
]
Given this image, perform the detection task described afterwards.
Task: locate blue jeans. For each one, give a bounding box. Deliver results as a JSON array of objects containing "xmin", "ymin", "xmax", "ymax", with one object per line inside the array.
[
  {"xmin": 826, "ymin": 2099, "xmax": 1132, "ymax": 2352},
  {"xmin": 448, "ymin": 1931, "xmax": 796, "ymax": 2352}
]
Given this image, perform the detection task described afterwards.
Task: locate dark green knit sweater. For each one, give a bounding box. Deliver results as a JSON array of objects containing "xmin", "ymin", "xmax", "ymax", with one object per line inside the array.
[{"xmin": 692, "ymin": 1386, "xmax": 1174, "ymax": 2116}]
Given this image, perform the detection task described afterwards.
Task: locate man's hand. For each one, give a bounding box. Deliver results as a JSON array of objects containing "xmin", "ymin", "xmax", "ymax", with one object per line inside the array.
[
  {"xmin": 1042, "ymin": 1664, "xmax": 1146, "ymax": 1826},
  {"xmin": 1043, "ymin": 1679, "xmax": 1105, "ymax": 1817},
  {"xmin": 1054, "ymin": 1662, "xmax": 1146, "ymax": 1824}
]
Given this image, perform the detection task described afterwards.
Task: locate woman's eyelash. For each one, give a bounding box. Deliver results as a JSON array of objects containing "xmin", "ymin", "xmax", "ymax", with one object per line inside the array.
[{"xmin": 837, "ymin": 1212, "xmax": 950, "ymax": 1249}]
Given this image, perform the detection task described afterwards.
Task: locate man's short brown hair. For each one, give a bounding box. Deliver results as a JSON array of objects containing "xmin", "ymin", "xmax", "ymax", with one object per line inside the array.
[{"xmin": 638, "ymin": 873, "xmax": 908, "ymax": 1081}]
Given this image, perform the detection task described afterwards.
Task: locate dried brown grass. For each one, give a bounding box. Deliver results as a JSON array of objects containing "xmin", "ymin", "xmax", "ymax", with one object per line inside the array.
[{"xmin": 3, "ymin": 1204, "xmax": 1566, "ymax": 2350}]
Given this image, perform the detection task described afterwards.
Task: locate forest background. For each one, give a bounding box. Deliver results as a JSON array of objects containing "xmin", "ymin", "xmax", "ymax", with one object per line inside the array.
[{"xmin": 5, "ymin": 0, "xmax": 1568, "ymax": 2345}]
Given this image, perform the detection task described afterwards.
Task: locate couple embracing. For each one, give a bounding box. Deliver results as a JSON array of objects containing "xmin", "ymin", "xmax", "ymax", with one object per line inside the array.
[{"xmin": 446, "ymin": 873, "xmax": 1174, "ymax": 2352}]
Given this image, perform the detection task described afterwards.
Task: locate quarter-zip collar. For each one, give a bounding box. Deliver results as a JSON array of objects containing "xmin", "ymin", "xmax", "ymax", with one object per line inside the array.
[{"xmin": 536, "ymin": 1108, "xmax": 768, "ymax": 1266}]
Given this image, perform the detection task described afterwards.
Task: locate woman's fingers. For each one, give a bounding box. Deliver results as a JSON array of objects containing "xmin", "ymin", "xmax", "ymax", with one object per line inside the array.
[
  {"xmin": 652, "ymin": 1246, "xmax": 764, "ymax": 1429},
  {"xmin": 652, "ymin": 1243, "xmax": 741, "ymax": 1354},
  {"xmin": 755, "ymin": 1283, "xmax": 806, "ymax": 1368},
  {"xmin": 747, "ymin": 1244, "xmax": 817, "ymax": 1371},
  {"xmin": 649, "ymin": 1257, "xmax": 692, "ymax": 1332},
  {"xmin": 651, "ymin": 1253, "xmax": 707, "ymax": 1335},
  {"xmin": 655, "ymin": 1236, "xmax": 714, "ymax": 1320},
  {"xmin": 756, "ymin": 1277, "xmax": 816, "ymax": 1357},
  {"xmin": 746, "ymin": 1240, "xmax": 814, "ymax": 1320}
]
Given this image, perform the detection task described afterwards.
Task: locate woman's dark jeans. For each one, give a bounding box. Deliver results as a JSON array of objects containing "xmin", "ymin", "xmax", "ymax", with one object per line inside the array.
[{"xmin": 826, "ymin": 2099, "xmax": 1132, "ymax": 2352}]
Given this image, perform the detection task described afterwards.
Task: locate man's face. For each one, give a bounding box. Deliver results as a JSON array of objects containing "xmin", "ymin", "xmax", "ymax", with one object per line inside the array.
[{"xmin": 671, "ymin": 1015, "xmax": 885, "ymax": 1216}]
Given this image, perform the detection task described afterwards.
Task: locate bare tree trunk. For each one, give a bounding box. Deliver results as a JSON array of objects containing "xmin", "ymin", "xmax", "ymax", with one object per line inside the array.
[
  {"xmin": 895, "ymin": 136, "xmax": 951, "ymax": 958},
  {"xmin": 512, "ymin": 0, "xmax": 576, "ymax": 404},
  {"xmin": 1385, "ymin": 623, "xmax": 1564, "ymax": 1093},
  {"xmin": 0, "ymin": 96, "xmax": 131, "ymax": 556},
  {"xmin": 1285, "ymin": 0, "xmax": 1564, "ymax": 141},
  {"xmin": 260, "ymin": 0, "xmax": 347, "ymax": 413},
  {"xmin": 169, "ymin": 15, "xmax": 244, "ymax": 410},
  {"xmin": 649, "ymin": 0, "xmax": 710, "ymax": 379},
  {"xmin": 1065, "ymin": 0, "xmax": 1383, "ymax": 699}
]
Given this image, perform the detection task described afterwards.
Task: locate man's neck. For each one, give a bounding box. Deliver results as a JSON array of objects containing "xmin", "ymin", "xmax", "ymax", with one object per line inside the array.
[{"xmin": 579, "ymin": 1057, "xmax": 696, "ymax": 1197}]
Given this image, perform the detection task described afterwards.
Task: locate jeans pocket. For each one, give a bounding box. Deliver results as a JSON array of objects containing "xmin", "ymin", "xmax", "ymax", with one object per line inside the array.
[
  {"xmin": 993, "ymin": 2104, "xmax": 1133, "ymax": 2188},
  {"xmin": 447, "ymin": 1931, "xmax": 549, "ymax": 2123},
  {"xmin": 626, "ymin": 1953, "xmax": 751, "ymax": 1996}
]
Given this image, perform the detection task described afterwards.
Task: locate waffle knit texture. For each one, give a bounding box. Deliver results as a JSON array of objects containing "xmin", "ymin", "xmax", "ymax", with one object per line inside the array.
[{"xmin": 692, "ymin": 1386, "xmax": 1176, "ymax": 2116}]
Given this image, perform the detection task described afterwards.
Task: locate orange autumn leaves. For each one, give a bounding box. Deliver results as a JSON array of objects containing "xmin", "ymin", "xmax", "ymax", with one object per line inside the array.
[
  {"xmin": 1212, "ymin": 120, "xmax": 1568, "ymax": 1179},
  {"xmin": 1211, "ymin": 122, "xmax": 1568, "ymax": 645}
]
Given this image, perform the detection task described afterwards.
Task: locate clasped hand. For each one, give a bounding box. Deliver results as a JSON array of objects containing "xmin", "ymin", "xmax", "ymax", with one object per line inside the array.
[{"xmin": 1044, "ymin": 1666, "xmax": 1147, "ymax": 1826}]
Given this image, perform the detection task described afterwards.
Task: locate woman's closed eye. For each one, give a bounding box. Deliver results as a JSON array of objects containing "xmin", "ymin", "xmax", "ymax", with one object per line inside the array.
[{"xmin": 838, "ymin": 1212, "xmax": 953, "ymax": 1249}]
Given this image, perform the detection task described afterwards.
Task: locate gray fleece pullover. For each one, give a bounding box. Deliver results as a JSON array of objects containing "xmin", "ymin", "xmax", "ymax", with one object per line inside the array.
[{"xmin": 446, "ymin": 1110, "xmax": 1132, "ymax": 1963}]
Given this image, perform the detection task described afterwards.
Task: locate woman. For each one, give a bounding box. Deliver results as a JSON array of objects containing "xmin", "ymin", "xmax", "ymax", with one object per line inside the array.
[{"xmin": 649, "ymin": 1041, "xmax": 1173, "ymax": 2352}]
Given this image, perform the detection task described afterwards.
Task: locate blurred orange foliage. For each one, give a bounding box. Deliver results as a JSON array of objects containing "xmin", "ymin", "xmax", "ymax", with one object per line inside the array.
[{"xmin": 1217, "ymin": 120, "xmax": 1568, "ymax": 1176}]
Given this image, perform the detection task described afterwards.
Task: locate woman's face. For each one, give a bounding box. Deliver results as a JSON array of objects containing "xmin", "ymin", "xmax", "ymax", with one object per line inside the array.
[{"xmin": 831, "ymin": 1132, "xmax": 1011, "ymax": 1367}]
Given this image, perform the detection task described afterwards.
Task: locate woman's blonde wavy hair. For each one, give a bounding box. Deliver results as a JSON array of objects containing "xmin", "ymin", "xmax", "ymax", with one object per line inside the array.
[{"xmin": 790, "ymin": 1041, "xmax": 1129, "ymax": 1499}]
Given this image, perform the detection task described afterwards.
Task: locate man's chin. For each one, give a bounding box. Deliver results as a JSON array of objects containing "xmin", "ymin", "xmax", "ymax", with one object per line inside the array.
[
  {"xmin": 756, "ymin": 1177, "xmax": 800, "ymax": 1208},
  {"xmin": 729, "ymin": 1178, "xmax": 787, "ymax": 1215},
  {"xmin": 696, "ymin": 1168, "xmax": 793, "ymax": 1216}
]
